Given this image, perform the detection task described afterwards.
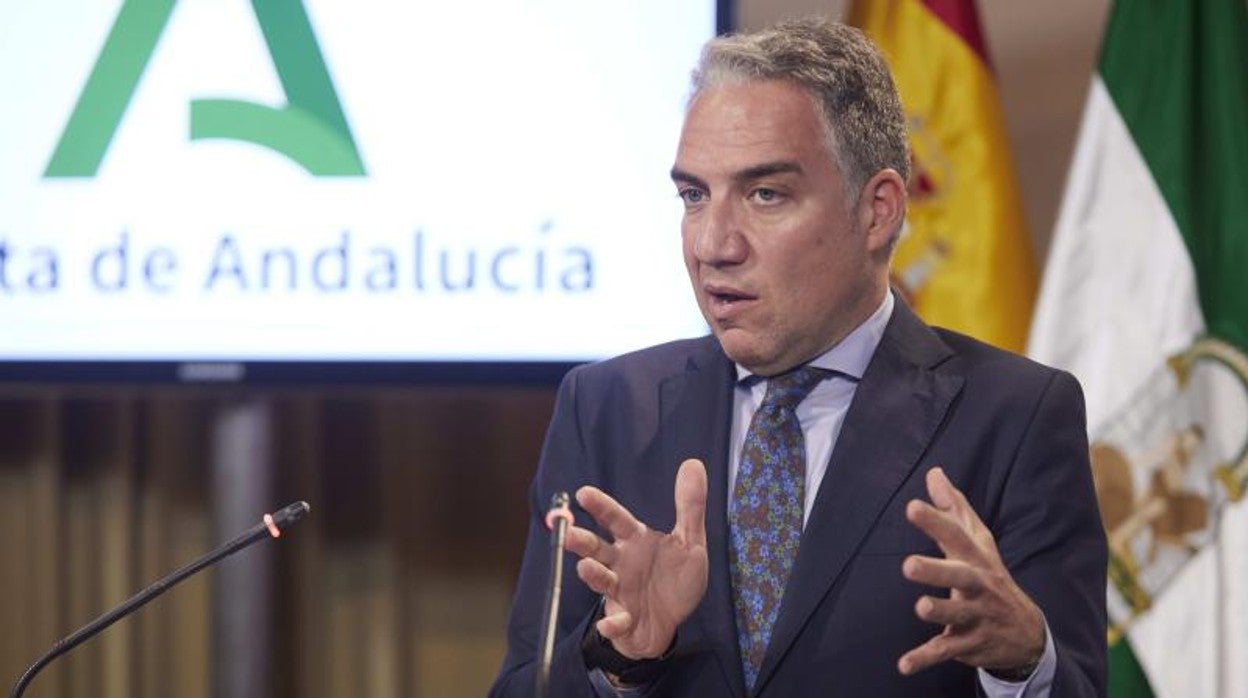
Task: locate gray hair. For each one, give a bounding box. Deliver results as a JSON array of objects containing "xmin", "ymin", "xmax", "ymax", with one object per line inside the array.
[{"xmin": 691, "ymin": 17, "xmax": 910, "ymax": 198}]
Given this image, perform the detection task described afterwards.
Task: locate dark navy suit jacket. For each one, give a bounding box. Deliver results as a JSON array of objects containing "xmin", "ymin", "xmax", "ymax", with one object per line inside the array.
[{"xmin": 492, "ymin": 301, "xmax": 1107, "ymax": 696}]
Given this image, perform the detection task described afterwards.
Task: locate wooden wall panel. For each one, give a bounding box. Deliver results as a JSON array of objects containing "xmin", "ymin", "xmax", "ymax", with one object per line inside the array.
[
  {"xmin": 0, "ymin": 399, "xmax": 61, "ymax": 697},
  {"xmin": 0, "ymin": 386, "xmax": 556, "ymax": 697}
]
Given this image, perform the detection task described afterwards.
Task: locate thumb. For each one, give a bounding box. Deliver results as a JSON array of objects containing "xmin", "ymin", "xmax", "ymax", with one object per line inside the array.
[{"xmin": 673, "ymin": 458, "xmax": 708, "ymax": 546}]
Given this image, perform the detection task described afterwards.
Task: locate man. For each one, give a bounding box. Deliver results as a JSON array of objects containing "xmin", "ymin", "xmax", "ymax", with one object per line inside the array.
[{"xmin": 492, "ymin": 18, "xmax": 1106, "ymax": 697}]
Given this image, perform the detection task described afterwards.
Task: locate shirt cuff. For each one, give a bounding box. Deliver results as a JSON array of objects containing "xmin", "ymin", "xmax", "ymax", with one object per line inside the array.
[{"xmin": 977, "ymin": 615, "xmax": 1057, "ymax": 698}]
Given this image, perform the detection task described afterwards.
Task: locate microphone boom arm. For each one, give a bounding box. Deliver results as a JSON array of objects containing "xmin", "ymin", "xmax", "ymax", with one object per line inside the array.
[{"xmin": 10, "ymin": 501, "xmax": 310, "ymax": 698}]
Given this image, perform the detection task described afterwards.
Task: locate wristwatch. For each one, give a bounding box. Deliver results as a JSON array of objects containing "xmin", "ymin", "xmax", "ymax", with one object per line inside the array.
[{"xmin": 580, "ymin": 599, "xmax": 675, "ymax": 686}]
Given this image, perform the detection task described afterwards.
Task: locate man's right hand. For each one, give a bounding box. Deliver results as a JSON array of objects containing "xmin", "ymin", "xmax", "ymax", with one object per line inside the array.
[{"xmin": 564, "ymin": 458, "xmax": 709, "ymax": 659}]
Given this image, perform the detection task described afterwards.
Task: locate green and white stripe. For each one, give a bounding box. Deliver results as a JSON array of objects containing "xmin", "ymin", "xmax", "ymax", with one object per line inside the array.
[{"xmin": 1029, "ymin": 1, "xmax": 1248, "ymax": 696}]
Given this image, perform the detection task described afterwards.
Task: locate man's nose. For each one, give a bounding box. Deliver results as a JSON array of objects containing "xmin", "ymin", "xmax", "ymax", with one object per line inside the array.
[{"xmin": 691, "ymin": 199, "xmax": 748, "ymax": 266}]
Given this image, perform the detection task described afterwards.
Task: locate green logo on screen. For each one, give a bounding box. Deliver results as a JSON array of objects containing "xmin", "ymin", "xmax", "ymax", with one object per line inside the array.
[{"xmin": 44, "ymin": 0, "xmax": 366, "ymax": 177}]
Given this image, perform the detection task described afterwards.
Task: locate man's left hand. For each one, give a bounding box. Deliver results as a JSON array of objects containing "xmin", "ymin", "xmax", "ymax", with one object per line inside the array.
[{"xmin": 898, "ymin": 467, "xmax": 1046, "ymax": 678}]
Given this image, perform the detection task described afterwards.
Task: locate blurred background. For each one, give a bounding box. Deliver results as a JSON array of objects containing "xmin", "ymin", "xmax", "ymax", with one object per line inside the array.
[{"xmin": 1, "ymin": 0, "xmax": 1122, "ymax": 695}]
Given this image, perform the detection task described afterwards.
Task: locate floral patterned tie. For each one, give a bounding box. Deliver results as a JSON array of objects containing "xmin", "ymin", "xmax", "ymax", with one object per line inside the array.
[{"xmin": 729, "ymin": 365, "xmax": 827, "ymax": 690}]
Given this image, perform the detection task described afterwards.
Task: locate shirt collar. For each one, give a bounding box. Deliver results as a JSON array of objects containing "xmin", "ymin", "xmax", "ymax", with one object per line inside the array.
[{"xmin": 735, "ymin": 291, "xmax": 894, "ymax": 383}]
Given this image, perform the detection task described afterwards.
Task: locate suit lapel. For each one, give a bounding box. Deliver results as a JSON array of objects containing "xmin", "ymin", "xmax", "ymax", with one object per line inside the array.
[
  {"xmin": 660, "ymin": 338, "xmax": 747, "ymax": 698},
  {"xmin": 754, "ymin": 302, "xmax": 963, "ymax": 694}
]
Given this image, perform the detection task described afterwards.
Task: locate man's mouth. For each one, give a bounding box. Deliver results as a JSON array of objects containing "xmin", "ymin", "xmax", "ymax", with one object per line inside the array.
[
  {"xmin": 705, "ymin": 283, "xmax": 754, "ymax": 300},
  {"xmin": 704, "ymin": 284, "xmax": 757, "ymax": 316}
]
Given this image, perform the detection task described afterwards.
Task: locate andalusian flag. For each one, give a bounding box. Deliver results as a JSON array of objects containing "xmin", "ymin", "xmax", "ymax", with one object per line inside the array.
[
  {"xmin": 850, "ymin": 0, "xmax": 1036, "ymax": 353},
  {"xmin": 1029, "ymin": 1, "xmax": 1248, "ymax": 696}
]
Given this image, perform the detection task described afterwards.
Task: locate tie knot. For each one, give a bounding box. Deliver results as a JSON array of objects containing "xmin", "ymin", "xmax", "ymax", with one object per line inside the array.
[{"xmin": 759, "ymin": 365, "xmax": 828, "ymax": 412}]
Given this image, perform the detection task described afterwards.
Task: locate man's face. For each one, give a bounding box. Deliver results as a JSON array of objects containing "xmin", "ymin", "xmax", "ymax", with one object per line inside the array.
[{"xmin": 673, "ymin": 79, "xmax": 889, "ymax": 376}]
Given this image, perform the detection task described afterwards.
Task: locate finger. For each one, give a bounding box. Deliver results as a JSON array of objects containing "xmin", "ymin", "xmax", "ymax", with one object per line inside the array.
[
  {"xmin": 576, "ymin": 485, "xmax": 645, "ymax": 543},
  {"xmin": 913, "ymin": 595, "xmax": 977, "ymax": 629},
  {"xmin": 926, "ymin": 467, "xmax": 975, "ymax": 518},
  {"xmin": 924, "ymin": 467, "xmax": 956, "ymax": 510},
  {"xmin": 906, "ymin": 499, "xmax": 978, "ymax": 559},
  {"xmin": 898, "ymin": 632, "xmax": 978, "ymax": 675},
  {"xmin": 922, "ymin": 468, "xmax": 1001, "ymax": 561},
  {"xmin": 564, "ymin": 525, "xmax": 617, "ymax": 567},
  {"xmin": 673, "ymin": 459, "xmax": 708, "ymax": 546},
  {"xmin": 902, "ymin": 555, "xmax": 981, "ymax": 593},
  {"xmin": 576, "ymin": 557, "xmax": 619, "ymax": 597},
  {"xmin": 596, "ymin": 609, "xmax": 635, "ymax": 641}
]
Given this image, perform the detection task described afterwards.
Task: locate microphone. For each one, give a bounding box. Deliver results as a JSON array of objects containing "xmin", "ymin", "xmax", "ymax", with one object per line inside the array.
[
  {"xmin": 10, "ymin": 501, "xmax": 311, "ymax": 698},
  {"xmin": 536, "ymin": 492, "xmax": 574, "ymax": 698}
]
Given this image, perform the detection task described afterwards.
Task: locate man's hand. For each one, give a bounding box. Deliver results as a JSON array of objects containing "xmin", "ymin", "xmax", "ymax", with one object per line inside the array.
[
  {"xmin": 898, "ymin": 467, "xmax": 1046, "ymax": 677},
  {"xmin": 564, "ymin": 459, "xmax": 709, "ymax": 659}
]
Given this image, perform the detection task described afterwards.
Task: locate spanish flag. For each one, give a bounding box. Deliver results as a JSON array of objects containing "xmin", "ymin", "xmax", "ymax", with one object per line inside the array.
[{"xmin": 850, "ymin": 0, "xmax": 1036, "ymax": 353}]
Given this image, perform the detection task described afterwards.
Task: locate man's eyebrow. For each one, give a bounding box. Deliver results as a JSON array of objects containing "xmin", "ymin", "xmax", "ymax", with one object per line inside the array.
[
  {"xmin": 670, "ymin": 167, "xmax": 706, "ymax": 189},
  {"xmin": 670, "ymin": 162, "xmax": 804, "ymax": 188},
  {"xmin": 736, "ymin": 161, "xmax": 803, "ymax": 181}
]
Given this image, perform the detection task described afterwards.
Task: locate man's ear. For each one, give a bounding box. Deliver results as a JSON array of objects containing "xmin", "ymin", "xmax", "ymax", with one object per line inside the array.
[{"xmin": 857, "ymin": 168, "xmax": 907, "ymax": 255}]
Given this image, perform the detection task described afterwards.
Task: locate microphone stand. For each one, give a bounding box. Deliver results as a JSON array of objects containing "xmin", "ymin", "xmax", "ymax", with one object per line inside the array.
[
  {"xmin": 536, "ymin": 492, "xmax": 573, "ymax": 698},
  {"xmin": 10, "ymin": 501, "xmax": 310, "ymax": 698}
]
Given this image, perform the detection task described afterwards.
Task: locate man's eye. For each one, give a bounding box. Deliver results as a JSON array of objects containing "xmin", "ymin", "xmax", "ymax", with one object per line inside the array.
[
  {"xmin": 679, "ymin": 188, "xmax": 707, "ymax": 205},
  {"xmin": 750, "ymin": 188, "xmax": 781, "ymax": 203}
]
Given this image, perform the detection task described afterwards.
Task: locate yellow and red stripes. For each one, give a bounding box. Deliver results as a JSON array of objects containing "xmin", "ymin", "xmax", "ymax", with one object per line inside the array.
[{"xmin": 850, "ymin": 0, "xmax": 1036, "ymax": 353}]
